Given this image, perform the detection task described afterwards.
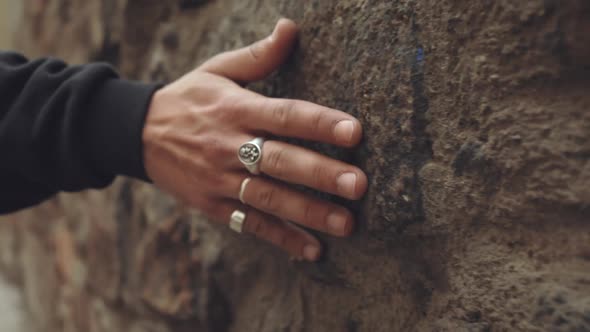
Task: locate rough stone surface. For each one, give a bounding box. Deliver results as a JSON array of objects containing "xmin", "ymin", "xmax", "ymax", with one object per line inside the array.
[{"xmin": 1, "ymin": 0, "xmax": 589, "ymax": 331}]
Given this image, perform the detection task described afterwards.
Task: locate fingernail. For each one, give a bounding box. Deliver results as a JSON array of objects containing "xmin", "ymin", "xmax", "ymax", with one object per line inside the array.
[
  {"xmin": 327, "ymin": 211, "xmax": 349, "ymax": 235},
  {"xmin": 337, "ymin": 172, "xmax": 357, "ymax": 197},
  {"xmin": 303, "ymin": 244, "xmax": 320, "ymax": 261},
  {"xmin": 334, "ymin": 120, "xmax": 354, "ymax": 144}
]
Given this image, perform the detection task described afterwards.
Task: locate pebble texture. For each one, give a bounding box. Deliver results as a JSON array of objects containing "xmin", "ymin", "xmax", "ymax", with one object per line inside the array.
[{"xmin": 1, "ymin": 0, "xmax": 589, "ymax": 331}]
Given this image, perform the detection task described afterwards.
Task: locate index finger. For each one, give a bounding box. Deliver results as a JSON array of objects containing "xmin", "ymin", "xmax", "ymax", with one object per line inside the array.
[{"xmin": 241, "ymin": 98, "xmax": 363, "ymax": 147}]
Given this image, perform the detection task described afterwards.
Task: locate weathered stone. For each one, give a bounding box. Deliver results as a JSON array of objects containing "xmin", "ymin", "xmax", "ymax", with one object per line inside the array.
[{"xmin": 1, "ymin": 0, "xmax": 589, "ymax": 331}]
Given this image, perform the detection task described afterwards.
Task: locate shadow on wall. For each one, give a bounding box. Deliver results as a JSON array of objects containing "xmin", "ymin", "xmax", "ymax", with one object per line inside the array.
[{"xmin": 0, "ymin": 0, "xmax": 23, "ymax": 48}]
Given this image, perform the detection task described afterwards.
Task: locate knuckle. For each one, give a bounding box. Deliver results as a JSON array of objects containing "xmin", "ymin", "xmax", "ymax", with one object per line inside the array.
[
  {"xmin": 247, "ymin": 217, "xmax": 265, "ymax": 238},
  {"xmin": 271, "ymin": 99, "xmax": 296, "ymax": 129},
  {"xmin": 311, "ymin": 109, "xmax": 327, "ymax": 135},
  {"xmin": 265, "ymin": 148, "xmax": 287, "ymax": 177},
  {"xmin": 311, "ymin": 163, "xmax": 327, "ymax": 189},
  {"xmin": 256, "ymin": 186, "xmax": 281, "ymax": 213},
  {"xmin": 248, "ymin": 42, "xmax": 262, "ymax": 61}
]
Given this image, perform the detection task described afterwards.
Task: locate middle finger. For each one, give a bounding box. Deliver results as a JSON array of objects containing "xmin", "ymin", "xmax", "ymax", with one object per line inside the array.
[{"xmin": 259, "ymin": 140, "xmax": 367, "ymax": 200}]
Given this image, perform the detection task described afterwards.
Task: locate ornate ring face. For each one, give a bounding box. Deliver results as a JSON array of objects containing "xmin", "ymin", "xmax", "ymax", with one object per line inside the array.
[
  {"xmin": 238, "ymin": 143, "xmax": 261, "ymax": 165},
  {"xmin": 238, "ymin": 137, "xmax": 265, "ymax": 175}
]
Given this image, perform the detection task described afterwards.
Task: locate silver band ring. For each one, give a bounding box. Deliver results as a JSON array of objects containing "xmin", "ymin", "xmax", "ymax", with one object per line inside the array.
[
  {"xmin": 238, "ymin": 137, "xmax": 265, "ymax": 175},
  {"xmin": 229, "ymin": 209, "xmax": 246, "ymax": 233},
  {"xmin": 239, "ymin": 177, "xmax": 251, "ymax": 204}
]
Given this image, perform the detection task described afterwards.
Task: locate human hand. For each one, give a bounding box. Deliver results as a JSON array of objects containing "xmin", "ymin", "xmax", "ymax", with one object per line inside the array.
[{"xmin": 143, "ymin": 18, "xmax": 367, "ymax": 261}]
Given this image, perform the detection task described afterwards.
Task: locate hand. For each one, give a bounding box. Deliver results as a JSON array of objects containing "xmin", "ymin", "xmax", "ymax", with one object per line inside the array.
[{"xmin": 143, "ymin": 18, "xmax": 367, "ymax": 261}]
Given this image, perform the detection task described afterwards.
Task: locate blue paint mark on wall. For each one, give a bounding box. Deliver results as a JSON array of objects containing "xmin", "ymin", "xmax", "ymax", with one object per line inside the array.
[{"xmin": 416, "ymin": 47, "xmax": 424, "ymax": 63}]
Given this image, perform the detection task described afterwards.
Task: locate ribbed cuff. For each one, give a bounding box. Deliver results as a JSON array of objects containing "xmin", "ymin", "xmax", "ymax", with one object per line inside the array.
[{"xmin": 83, "ymin": 79, "xmax": 162, "ymax": 182}]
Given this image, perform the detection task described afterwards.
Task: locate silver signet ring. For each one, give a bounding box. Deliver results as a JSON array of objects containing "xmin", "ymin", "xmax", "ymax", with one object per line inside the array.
[{"xmin": 238, "ymin": 137, "xmax": 265, "ymax": 175}]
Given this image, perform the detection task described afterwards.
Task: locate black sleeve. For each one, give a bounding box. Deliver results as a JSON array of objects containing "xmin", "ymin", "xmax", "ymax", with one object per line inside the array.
[{"xmin": 0, "ymin": 51, "xmax": 161, "ymax": 214}]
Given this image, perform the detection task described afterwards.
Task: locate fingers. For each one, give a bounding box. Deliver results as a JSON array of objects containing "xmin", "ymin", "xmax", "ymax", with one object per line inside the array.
[
  {"xmin": 198, "ymin": 18, "xmax": 298, "ymax": 83},
  {"xmin": 206, "ymin": 199, "xmax": 322, "ymax": 261},
  {"xmin": 241, "ymin": 98, "xmax": 363, "ymax": 147},
  {"xmin": 237, "ymin": 177, "xmax": 354, "ymax": 236},
  {"xmin": 214, "ymin": 173, "xmax": 355, "ymax": 236},
  {"xmin": 260, "ymin": 141, "xmax": 367, "ymax": 200}
]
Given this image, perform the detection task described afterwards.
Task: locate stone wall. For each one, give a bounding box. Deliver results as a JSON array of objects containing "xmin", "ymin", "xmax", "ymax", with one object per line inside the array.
[
  {"xmin": 1, "ymin": 0, "xmax": 589, "ymax": 331},
  {"xmin": 0, "ymin": 0, "xmax": 19, "ymax": 47}
]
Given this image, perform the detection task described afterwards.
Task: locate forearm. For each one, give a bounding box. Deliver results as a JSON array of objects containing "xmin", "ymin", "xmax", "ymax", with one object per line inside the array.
[{"xmin": 0, "ymin": 51, "xmax": 160, "ymax": 213}]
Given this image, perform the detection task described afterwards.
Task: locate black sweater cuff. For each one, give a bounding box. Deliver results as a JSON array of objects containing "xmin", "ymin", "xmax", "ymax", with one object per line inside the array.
[{"xmin": 83, "ymin": 79, "xmax": 162, "ymax": 182}]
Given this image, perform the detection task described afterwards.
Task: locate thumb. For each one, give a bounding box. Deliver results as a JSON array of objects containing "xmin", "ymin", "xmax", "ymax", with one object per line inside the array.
[{"xmin": 198, "ymin": 18, "xmax": 299, "ymax": 83}]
